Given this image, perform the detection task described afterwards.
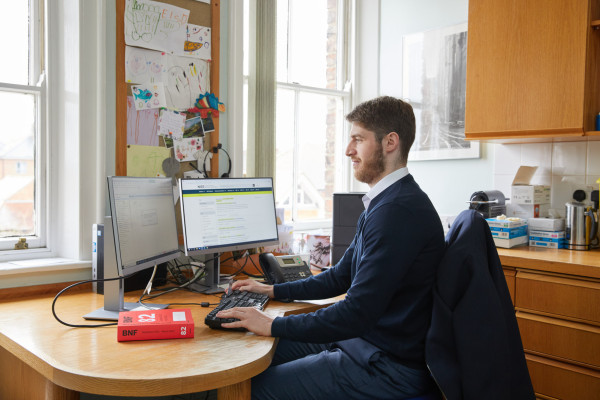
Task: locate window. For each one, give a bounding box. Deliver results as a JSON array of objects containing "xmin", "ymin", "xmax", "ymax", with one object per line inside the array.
[
  {"xmin": 243, "ymin": 0, "xmax": 352, "ymax": 228},
  {"xmin": 0, "ymin": 0, "xmax": 46, "ymax": 249}
]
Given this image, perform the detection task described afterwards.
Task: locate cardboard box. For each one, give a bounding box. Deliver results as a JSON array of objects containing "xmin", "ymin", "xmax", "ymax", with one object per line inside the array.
[
  {"xmin": 507, "ymin": 203, "xmax": 550, "ymax": 219},
  {"xmin": 490, "ymin": 225, "xmax": 528, "ymax": 239},
  {"xmin": 486, "ymin": 218, "xmax": 527, "ymax": 229},
  {"xmin": 117, "ymin": 308, "xmax": 194, "ymax": 342},
  {"xmin": 529, "ymin": 239, "xmax": 565, "ymax": 249},
  {"xmin": 511, "ymin": 166, "xmax": 551, "ymax": 205},
  {"xmin": 528, "ymin": 218, "xmax": 565, "ymax": 232},
  {"xmin": 493, "ymin": 235, "xmax": 528, "ymax": 248},
  {"xmin": 529, "ymin": 230, "xmax": 565, "ymax": 240}
]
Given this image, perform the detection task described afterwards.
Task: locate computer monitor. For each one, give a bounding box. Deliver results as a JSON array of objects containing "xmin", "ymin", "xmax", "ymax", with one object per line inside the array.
[
  {"xmin": 179, "ymin": 177, "xmax": 279, "ymax": 292},
  {"xmin": 84, "ymin": 176, "xmax": 181, "ymax": 320}
]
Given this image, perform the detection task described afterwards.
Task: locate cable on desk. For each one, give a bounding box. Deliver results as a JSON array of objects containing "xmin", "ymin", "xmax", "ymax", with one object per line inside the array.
[{"xmin": 51, "ymin": 275, "xmax": 138, "ymax": 328}]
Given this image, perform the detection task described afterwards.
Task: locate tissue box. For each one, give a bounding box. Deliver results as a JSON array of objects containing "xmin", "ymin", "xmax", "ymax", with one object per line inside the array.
[
  {"xmin": 489, "ymin": 225, "xmax": 528, "ymax": 239},
  {"xmin": 528, "ymin": 218, "xmax": 565, "ymax": 232},
  {"xmin": 493, "ymin": 235, "xmax": 528, "ymax": 248},
  {"xmin": 486, "ymin": 218, "xmax": 527, "ymax": 229},
  {"xmin": 507, "ymin": 203, "xmax": 550, "ymax": 219},
  {"xmin": 511, "ymin": 166, "xmax": 551, "ymax": 205},
  {"xmin": 529, "ymin": 230, "xmax": 565, "ymax": 249}
]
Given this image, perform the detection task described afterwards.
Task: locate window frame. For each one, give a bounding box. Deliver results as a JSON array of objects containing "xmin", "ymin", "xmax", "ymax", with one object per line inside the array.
[
  {"xmin": 239, "ymin": 0, "xmax": 354, "ymax": 231},
  {"xmin": 0, "ymin": 0, "xmax": 47, "ymax": 252}
]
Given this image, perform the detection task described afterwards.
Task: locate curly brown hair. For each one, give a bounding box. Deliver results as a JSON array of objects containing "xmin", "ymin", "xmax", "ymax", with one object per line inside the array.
[{"xmin": 345, "ymin": 96, "xmax": 415, "ymax": 164}]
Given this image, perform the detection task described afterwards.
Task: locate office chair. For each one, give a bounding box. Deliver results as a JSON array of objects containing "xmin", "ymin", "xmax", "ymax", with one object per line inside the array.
[{"xmin": 425, "ymin": 210, "xmax": 535, "ymax": 400}]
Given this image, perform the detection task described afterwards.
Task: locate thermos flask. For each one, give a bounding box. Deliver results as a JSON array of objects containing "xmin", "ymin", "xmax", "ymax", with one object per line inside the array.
[{"xmin": 565, "ymin": 201, "xmax": 596, "ymax": 250}]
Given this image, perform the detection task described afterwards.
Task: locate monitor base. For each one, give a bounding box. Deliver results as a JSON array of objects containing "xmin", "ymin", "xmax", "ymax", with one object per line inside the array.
[{"xmin": 83, "ymin": 302, "xmax": 169, "ymax": 321}]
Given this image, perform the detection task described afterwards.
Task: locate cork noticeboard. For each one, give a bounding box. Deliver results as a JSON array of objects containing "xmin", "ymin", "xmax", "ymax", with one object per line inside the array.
[{"xmin": 115, "ymin": 0, "xmax": 220, "ymax": 178}]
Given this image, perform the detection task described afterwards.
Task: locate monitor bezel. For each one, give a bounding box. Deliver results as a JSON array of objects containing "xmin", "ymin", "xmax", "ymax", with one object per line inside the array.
[
  {"xmin": 107, "ymin": 176, "xmax": 181, "ymax": 276},
  {"xmin": 179, "ymin": 177, "xmax": 280, "ymax": 257}
]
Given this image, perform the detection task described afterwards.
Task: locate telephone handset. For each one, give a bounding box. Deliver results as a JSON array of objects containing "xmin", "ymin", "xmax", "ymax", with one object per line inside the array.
[{"xmin": 258, "ymin": 253, "xmax": 313, "ymax": 284}]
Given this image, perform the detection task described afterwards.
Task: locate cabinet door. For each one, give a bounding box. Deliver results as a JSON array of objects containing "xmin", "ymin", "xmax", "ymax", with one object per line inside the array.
[{"xmin": 465, "ymin": 0, "xmax": 589, "ymax": 140}]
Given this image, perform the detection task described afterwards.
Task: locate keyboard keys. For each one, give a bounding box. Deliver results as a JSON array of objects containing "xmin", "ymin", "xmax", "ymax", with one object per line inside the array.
[{"xmin": 205, "ymin": 290, "xmax": 270, "ymax": 330}]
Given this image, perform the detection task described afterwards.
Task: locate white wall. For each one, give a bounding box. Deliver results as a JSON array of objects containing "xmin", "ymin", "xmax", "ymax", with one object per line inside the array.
[
  {"xmin": 495, "ymin": 142, "xmax": 600, "ymax": 217},
  {"xmin": 378, "ymin": 0, "xmax": 495, "ymax": 217}
]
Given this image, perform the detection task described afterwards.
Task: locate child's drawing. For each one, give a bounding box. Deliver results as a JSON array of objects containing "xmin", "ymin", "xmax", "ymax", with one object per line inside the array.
[
  {"xmin": 184, "ymin": 24, "xmax": 211, "ymax": 60},
  {"xmin": 125, "ymin": 0, "xmax": 189, "ymax": 54},
  {"xmin": 132, "ymin": 83, "xmax": 167, "ymax": 110},
  {"xmin": 125, "ymin": 46, "xmax": 166, "ymax": 84}
]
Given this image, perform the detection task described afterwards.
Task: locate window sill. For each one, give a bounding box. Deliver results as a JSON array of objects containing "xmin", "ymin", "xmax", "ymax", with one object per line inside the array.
[{"xmin": 0, "ymin": 258, "xmax": 91, "ymax": 290}]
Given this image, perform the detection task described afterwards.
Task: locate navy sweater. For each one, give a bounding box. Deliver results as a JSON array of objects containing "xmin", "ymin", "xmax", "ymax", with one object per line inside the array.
[{"xmin": 271, "ymin": 174, "xmax": 445, "ymax": 368}]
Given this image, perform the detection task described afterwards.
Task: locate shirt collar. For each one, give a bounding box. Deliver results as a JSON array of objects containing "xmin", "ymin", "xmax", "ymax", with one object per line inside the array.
[{"xmin": 362, "ymin": 167, "xmax": 409, "ymax": 211}]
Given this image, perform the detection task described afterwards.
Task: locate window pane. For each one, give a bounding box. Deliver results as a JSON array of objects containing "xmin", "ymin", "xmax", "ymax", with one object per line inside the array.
[
  {"xmin": 0, "ymin": 2, "xmax": 30, "ymax": 85},
  {"xmin": 278, "ymin": 0, "xmax": 340, "ymax": 88},
  {"xmin": 296, "ymin": 92, "xmax": 342, "ymax": 220},
  {"xmin": 0, "ymin": 91, "xmax": 36, "ymax": 237},
  {"xmin": 275, "ymin": 89, "xmax": 343, "ymax": 223},
  {"xmin": 275, "ymin": 88, "xmax": 295, "ymax": 222}
]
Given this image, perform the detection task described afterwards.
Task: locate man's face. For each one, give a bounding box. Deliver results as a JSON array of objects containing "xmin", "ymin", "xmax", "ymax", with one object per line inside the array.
[{"xmin": 345, "ymin": 123, "xmax": 385, "ymax": 186}]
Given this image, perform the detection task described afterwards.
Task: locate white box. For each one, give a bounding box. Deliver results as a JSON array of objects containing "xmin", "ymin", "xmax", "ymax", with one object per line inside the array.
[
  {"xmin": 529, "ymin": 240, "xmax": 565, "ymax": 249},
  {"xmin": 529, "ymin": 230, "xmax": 565, "ymax": 239},
  {"xmin": 493, "ymin": 235, "xmax": 528, "ymax": 248},
  {"xmin": 507, "ymin": 203, "xmax": 550, "ymax": 219},
  {"xmin": 527, "ymin": 218, "xmax": 565, "ymax": 232},
  {"xmin": 486, "ymin": 218, "xmax": 527, "ymax": 229},
  {"xmin": 511, "ymin": 166, "xmax": 551, "ymax": 205}
]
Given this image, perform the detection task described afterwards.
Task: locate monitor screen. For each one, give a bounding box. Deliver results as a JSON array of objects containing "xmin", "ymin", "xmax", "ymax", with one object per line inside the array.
[
  {"xmin": 108, "ymin": 176, "xmax": 180, "ymax": 275},
  {"xmin": 180, "ymin": 177, "xmax": 279, "ymax": 256}
]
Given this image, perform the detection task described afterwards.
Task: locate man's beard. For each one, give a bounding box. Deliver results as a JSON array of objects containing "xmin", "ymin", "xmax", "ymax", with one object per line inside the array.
[{"xmin": 354, "ymin": 144, "xmax": 385, "ymax": 185}]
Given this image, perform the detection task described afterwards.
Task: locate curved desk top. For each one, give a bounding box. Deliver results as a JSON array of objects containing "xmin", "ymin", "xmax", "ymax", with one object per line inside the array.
[{"xmin": 0, "ymin": 288, "xmax": 337, "ymax": 397}]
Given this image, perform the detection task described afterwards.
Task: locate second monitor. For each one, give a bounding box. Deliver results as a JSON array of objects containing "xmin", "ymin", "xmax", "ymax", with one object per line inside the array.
[{"xmin": 179, "ymin": 177, "xmax": 279, "ymax": 292}]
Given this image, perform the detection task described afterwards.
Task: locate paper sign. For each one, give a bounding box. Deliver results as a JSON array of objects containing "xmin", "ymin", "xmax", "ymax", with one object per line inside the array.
[
  {"xmin": 125, "ymin": 46, "xmax": 166, "ymax": 84},
  {"xmin": 127, "ymin": 145, "xmax": 171, "ymax": 177},
  {"xmin": 132, "ymin": 83, "xmax": 167, "ymax": 110},
  {"xmin": 174, "ymin": 137, "xmax": 203, "ymax": 162},
  {"xmin": 184, "ymin": 24, "xmax": 211, "ymax": 60},
  {"xmin": 127, "ymin": 96, "xmax": 160, "ymax": 145},
  {"xmin": 158, "ymin": 109, "xmax": 186, "ymax": 140},
  {"xmin": 164, "ymin": 56, "xmax": 210, "ymax": 110},
  {"xmin": 125, "ymin": 0, "xmax": 189, "ymax": 54}
]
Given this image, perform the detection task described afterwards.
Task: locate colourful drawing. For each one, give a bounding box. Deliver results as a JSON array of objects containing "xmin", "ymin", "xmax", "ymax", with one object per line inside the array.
[
  {"xmin": 174, "ymin": 137, "xmax": 203, "ymax": 162},
  {"xmin": 126, "ymin": 96, "xmax": 159, "ymax": 146},
  {"xmin": 164, "ymin": 56, "xmax": 209, "ymax": 111},
  {"xmin": 125, "ymin": 46, "xmax": 166, "ymax": 83},
  {"xmin": 124, "ymin": 0, "xmax": 189, "ymax": 54},
  {"xmin": 184, "ymin": 24, "xmax": 211, "ymax": 60},
  {"xmin": 131, "ymin": 83, "xmax": 167, "ymax": 110}
]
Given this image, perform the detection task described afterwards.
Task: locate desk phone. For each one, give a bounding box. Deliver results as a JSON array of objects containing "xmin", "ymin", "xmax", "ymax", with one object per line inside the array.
[{"xmin": 258, "ymin": 253, "xmax": 313, "ymax": 284}]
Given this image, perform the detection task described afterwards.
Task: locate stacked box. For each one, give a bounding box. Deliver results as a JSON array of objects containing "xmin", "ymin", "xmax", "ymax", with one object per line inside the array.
[
  {"xmin": 486, "ymin": 218, "xmax": 528, "ymax": 248},
  {"xmin": 529, "ymin": 229, "xmax": 566, "ymax": 249},
  {"xmin": 509, "ymin": 166, "xmax": 551, "ymax": 219}
]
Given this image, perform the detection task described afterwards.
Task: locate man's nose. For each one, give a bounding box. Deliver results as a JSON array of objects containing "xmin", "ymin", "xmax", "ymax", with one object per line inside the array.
[{"xmin": 345, "ymin": 142, "xmax": 354, "ymax": 157}]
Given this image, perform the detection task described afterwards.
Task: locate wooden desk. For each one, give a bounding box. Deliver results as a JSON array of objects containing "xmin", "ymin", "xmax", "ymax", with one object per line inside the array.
[{"xmin": 0, "ymin": 287, "xmax": 338, "ymax": 400}]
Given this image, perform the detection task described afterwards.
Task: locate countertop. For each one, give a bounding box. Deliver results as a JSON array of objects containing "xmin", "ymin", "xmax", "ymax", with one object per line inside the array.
[{"xmin": 497, "ymin": 246, "xmax": 600, "ymax": 279}]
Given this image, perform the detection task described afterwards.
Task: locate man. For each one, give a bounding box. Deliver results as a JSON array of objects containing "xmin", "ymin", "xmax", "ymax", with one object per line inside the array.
[{"xmin": 216, "ymin": 96, "xmax": 445, "ymax": 400}]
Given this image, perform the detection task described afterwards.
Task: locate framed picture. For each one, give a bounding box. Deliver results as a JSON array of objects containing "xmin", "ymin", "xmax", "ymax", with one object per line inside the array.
[{"xmin": 402, "ymin": 22, "xmax": 478, "ymax": 161}]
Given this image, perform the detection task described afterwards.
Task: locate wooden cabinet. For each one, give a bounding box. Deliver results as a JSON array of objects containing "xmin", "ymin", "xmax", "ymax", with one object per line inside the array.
[
  {"xmin": 510, "ymin": 270, "xmax": 600, "ymax": 399},
  {"xmin": 465, "ymin": 0, "xmax": 600, "ymax": 141}
]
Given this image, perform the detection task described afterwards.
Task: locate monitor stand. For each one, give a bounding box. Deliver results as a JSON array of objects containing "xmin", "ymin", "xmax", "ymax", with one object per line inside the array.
[
  {"xmin": 83, "ymin": 216, "xmax": 168, "ymax": 321},
  {"xmin": 188, "ymin": 252, "xmax": 225, "ymax": 294}
]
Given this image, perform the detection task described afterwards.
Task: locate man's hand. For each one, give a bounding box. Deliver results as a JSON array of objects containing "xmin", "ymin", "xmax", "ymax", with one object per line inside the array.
[
  {"xmin": 216, "ymin": 307, "xmax": 275, "ymax": 336},
  {"xmin": 230, "ymin": 279, "xmax": 275, "ymax": 298}
]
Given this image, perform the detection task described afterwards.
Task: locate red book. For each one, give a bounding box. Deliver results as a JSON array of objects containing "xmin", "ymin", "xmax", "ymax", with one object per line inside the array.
[{"xmin": 117, "ymin": 308, "xmax": 194, "ymax": 342}]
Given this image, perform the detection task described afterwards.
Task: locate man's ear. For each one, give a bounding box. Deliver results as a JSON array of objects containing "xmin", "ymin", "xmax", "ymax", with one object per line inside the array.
[{"xmin": 384, "ymin": 132, "xmax": 401, "ymax": 154}]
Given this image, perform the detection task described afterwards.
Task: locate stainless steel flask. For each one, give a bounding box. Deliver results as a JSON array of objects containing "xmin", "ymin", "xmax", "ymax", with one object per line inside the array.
[{"xmin": 565, "ymin": 201, "xmax": 589, "ymax": 250}]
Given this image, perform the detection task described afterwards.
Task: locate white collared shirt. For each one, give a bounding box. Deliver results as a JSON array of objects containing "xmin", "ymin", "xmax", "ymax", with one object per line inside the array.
[{"xmin": 362, "ymin": 167, "xmax": 409, "ymax": 211}]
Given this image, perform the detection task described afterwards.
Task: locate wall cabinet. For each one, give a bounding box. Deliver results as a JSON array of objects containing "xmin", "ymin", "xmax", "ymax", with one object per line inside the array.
[{"xmin": 465, "ymin": 0, "xmax": 600, "ymax": 141}]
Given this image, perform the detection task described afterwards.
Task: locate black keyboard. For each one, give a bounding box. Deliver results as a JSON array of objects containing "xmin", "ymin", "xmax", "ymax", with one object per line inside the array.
[{"xmin": 205, "ymin": 290, "xmax": 270, "ymax": 330}]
